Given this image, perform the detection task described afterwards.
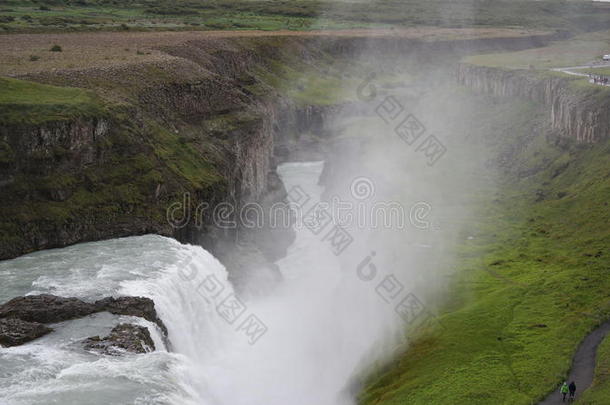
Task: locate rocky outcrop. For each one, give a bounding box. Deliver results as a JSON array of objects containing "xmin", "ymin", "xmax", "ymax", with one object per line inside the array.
[
  {"xmin": 95, "ymin": 296, "xmax": 167, "ymax": 335},
  {"xmin": 0, "ymin": 117, "xmax": 109, "ymax": 183},
  {"xmin": 456, "ymin": 64, "xmax": 610, "ymax": 143},
  {"xmin": 0, "ymin": 294, "xmax": 166, "ymax": 347},
  {"xmin": 0, "ymin": 295, "xmax": 98, "ymax": 323},
  {"xmin": 83, "ymin": 323, "xmax": 155, "ymax": 355},
  {"xmin": 0, "ymin": 317, "xmax": 52, "ymax": 347}
]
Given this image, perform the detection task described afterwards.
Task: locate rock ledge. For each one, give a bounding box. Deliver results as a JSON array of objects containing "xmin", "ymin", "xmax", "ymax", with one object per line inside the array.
[{"xmin": 0, "ymin": 294, "xmax": 166, "ymax": 348}]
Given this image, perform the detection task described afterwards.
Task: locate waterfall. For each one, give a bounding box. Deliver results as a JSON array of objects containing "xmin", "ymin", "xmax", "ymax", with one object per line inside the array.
[
  {"xmin": 0, "ymin": 161, "xmax": 402, "ymax": 405},
  {"xmin": 150, "ymin": 161, "xmax": 400, "ymax": 405}
]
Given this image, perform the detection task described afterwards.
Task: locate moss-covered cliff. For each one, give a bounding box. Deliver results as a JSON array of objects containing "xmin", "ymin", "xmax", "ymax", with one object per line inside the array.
[{"xmin": 0, "ymin": 38, "xmax": 306, "ymax": 259}]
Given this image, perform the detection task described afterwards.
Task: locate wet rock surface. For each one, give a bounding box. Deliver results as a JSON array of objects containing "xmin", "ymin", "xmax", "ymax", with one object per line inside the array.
[
  {"xmin": 83, "ymin": 323, "xmax": 155, "ymax": 355},
  {"xmin": 0, "ymin": 294, "xmax": 166, "ymax": 347},
  {"xmin": 0, "ymin": 318, "xmax": 53, "ymax": 347},
  {"xmin": 0, "ymin": 294, "xmax": 97, "ymax": 324},
  {"xmin": 94, "ymin": 296, "xmax": 167, "ymax": 335}
]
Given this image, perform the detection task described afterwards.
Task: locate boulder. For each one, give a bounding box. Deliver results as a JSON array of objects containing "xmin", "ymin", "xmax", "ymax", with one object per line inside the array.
[
  {"xmin": 0, "ymin": 318, "xmax": 52, "ymax": 347},
  {"xmin": 94, "ymin": 296, "xmax": 167, "ymax": 335},
  {"xmin": 0, "ymin": 294, "xmax": 97, "ymax": 324},
  {"xmin": 0, "ymin": 294, "xmax": 168, "ymax": 348},
  {"xmin": 83, "ymin": 323, "xmax": 155, "ymax": 355}
]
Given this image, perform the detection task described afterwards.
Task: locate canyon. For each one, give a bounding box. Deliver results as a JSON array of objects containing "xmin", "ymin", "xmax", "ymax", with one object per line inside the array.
[
  {"xmin": 1, "ymin": 26, "xmax": 610, "ymax": 405},
  {"xmin": 0, "ymin": 29, "xmax": 579, "ymax": 268}
]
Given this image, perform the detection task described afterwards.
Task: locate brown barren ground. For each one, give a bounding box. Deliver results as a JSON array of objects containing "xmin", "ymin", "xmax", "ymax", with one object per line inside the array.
[{"xmin": 0, "ymin": 28, "xmax": 549, "ymax": 77}]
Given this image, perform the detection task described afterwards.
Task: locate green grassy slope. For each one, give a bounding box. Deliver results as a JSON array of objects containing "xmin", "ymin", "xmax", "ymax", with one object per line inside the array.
[
  {"xmin": 576, "ymin": 68, "xmax": 610, "ymax": 77},
  {"xmin": 463, "ymin": 28, "xmax": 610, "ymax": 99},
  {"xmin": 0, "ymin": 77, "xmax": 105, "ymax": 124},
  {"xmin": 465, "ymin": 29, "xmax": 610, "ymax": 69},
  {"xmin": 360, "ymin": 92, "xmax": 610, "ymax": 405}
]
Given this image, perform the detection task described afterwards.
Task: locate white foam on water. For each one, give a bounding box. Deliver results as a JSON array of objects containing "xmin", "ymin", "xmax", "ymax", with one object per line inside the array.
[
  {"xmin": 0, "ymin": 161, "xmax": 402, "ymax": 405},
  {"xmin": 0, "ymin": 236, "xmax": 193, "ymax": 405}
]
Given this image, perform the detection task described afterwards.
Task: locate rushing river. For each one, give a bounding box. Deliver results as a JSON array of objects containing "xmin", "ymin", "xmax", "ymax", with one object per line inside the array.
[{"xmin": 0, "ymin": 161, "xmax": 400, "ymax": 405}]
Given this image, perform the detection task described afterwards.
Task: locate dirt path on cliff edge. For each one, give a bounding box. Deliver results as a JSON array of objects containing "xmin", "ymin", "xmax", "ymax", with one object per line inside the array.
[{"xmin": 538, "ymin": 321, "xmax": 610, "ymax": 404}]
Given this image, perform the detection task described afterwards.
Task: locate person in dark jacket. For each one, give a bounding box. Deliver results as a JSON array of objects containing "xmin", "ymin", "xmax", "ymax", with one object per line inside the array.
[{"xmin": 569, "ymin": 381, "xmax": 576, "ymax": 400}]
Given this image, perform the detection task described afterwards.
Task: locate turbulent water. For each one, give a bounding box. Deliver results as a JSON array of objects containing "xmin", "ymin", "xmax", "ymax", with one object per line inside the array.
[{"xmin": 0, "ymin": 162, "xmax": 401, "ymax": 405}]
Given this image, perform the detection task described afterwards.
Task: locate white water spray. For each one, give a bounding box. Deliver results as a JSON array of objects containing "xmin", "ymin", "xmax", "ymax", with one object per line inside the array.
[
  {"xmin": 142, "ymin": 161, "xmax": 402, "ymax": 405},
  {"xmin": 0, "ymin": 161, "xmax": 403, "ymax": 405}
]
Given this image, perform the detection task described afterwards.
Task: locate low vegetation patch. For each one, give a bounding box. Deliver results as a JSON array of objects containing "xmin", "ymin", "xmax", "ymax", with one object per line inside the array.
[
  {"xmin": 0, "ymin": 0, "xmax": 608, "ymax": 33},
  {"xmin": 0, "ymin": 77, "xmax": 105, "ymax": 124}
]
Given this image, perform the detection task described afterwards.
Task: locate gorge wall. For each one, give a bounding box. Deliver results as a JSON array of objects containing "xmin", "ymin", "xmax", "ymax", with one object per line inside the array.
[
  {"xmin": 456, "ymin": 63, "xmax": 610, "ymax": 143},
  {"xmin": 0, "ymin": 32, "xmax": 564, "ymax": 262}
]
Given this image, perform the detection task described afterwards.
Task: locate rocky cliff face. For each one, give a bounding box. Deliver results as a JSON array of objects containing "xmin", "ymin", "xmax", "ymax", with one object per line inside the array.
[
  {"xmin": 456, "ymin": 64, "xmax": 610, "ymax": 143},
  {"xmin": 0, "ymin": 118, "xmax": 109, "ymax": 173},
  {"xmin": 0, "ymin": 40, "xmax": 302, "ymax": 261},
  {"xmin": 0, "ymin": 117, "xmax": 109, "ymax": 187},
  {"xmin": 0, "ymin": 33, "xmax": 563, "ymax": 261}
]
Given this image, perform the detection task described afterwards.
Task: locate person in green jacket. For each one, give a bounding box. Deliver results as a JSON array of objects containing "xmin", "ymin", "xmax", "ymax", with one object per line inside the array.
[{"xmin": 560, "ymin": 381, "xmax": 569, "ymax": 402}]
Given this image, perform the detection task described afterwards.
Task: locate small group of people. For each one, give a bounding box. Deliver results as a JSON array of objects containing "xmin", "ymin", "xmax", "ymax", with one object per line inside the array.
[
  {"xmin": 560, "ymin": 381, "xmax": 576, "ymax": 402},
  {"xmin": 589, "ymin": 74, "xmax": 609, "ymax": 85}
]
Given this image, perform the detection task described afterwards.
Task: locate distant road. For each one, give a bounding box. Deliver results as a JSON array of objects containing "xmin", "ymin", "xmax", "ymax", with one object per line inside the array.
[{"xmin": 551, "ymin": 62, "xmax": 610, "ymax": 86}]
